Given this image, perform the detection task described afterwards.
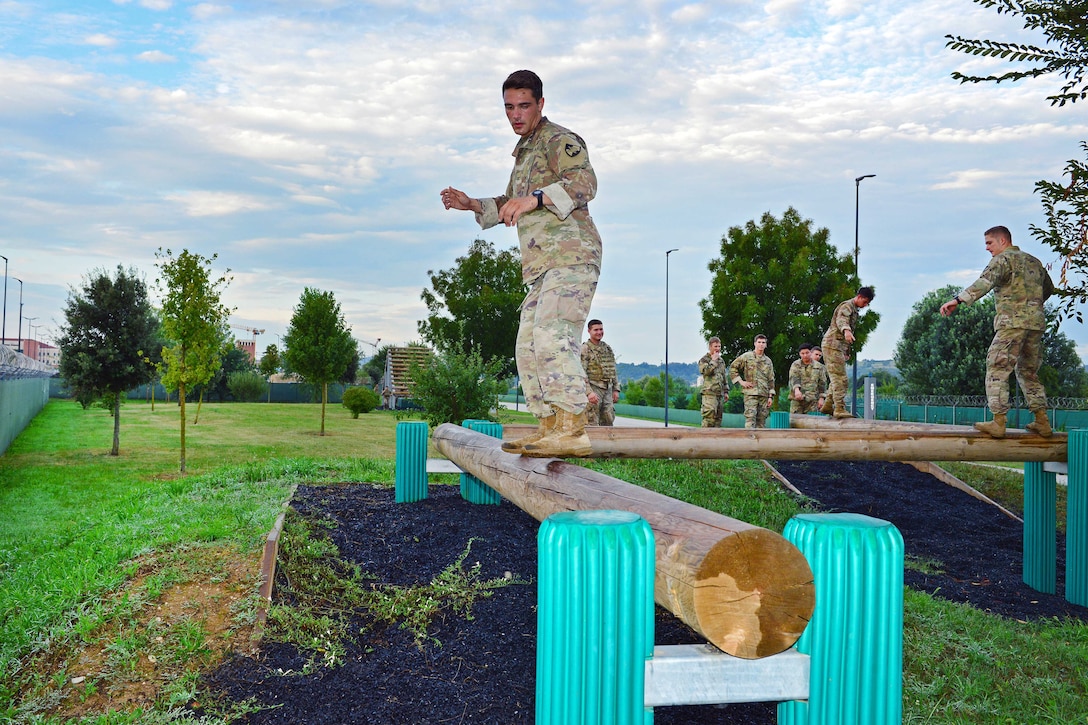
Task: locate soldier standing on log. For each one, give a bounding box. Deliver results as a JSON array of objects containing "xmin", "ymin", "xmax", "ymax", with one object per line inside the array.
[
  {"xmin": 581, "ymin": 319, "xmax": 620, "ymax": 426},
  {"xmin": 788, "ymin": 343, "xmax": 825, "ymax": 415},
  {"xmin": 698, "ymin": 336, "xmax": 728, "ymax": 427},
  {"xmin": 441, "ymin": 70, "xmax": 602, "ymax": 457},
  {"xmin": 730, "ymin": 334, "xmax": 776, "ymax": 429},
  {"xmin": 939, "ymin": 225, "xmax": 1055, "ymax": 438},
  {"xmin": 821, "ymin": 287, "xmax": 875, "ymax": 419}
]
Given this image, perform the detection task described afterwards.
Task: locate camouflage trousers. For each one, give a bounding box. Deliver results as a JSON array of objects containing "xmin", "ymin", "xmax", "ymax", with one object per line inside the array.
[
  {"xmin": 790, "ymin": 396, "xmax": 820, "ymax": 415},
  {"xmin": 701, "ymin": 392, "xmax": 723, "ymax": 428},
  {"xmin": 586, "ymin": 381, "xmax": 616, "ymax": 426},
  {"xmin": 986, "ymin": 327, "xmax": 1047, "ymax": 414},
  {"xmin": 516, "ymin": 264, "xmax": 599, "ymax": 418},
  {"xmin": 821, "ymin": 339, "xmax": 849, "ymax": 409},
  {"xmin": 743, "ymin": 395, "xmax": 771, "ymax": 429}
]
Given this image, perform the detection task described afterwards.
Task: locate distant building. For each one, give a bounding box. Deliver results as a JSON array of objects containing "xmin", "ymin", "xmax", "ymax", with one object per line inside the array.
[
  {"xmin": 382, "ymin": 346, "xmax": 433, "ymax": 409},
  {"xmin": 235, "ymin": 338, "xmax": 256, "ymax": 363}
]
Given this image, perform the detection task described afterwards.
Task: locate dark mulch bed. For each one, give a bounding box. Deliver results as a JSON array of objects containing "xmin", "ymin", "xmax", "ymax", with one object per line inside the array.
[{"xmin": 201, "ymin": 460, "xmax": 1087, "ymax": 724}]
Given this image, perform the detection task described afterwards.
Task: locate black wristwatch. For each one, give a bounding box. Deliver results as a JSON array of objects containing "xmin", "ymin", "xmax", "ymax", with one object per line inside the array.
[
  {"xmin": 954, "ymin": 295, "xmax": 963, "ymax": 304},
  {"xmin": 532, "ymin": 189, "xmax": 544, "ymax": 209}
]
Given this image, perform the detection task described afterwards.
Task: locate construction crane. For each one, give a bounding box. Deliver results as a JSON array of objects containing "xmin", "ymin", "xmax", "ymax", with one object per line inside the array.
[
  {"xmin": 231, "ymin": 325, "xmax": 266, "ymax": 363},
  {"xmin": 359, "ymin": 337, "xmax": 381, "ymax": 353},
  {"xmin": 231, "ymin": 324, "xmax": 266, "ymax": 343}
]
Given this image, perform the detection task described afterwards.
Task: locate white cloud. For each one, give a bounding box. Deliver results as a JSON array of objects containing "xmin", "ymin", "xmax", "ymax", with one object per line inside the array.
[
  {"xmin": 931, "ymin": 169, "xmax": 1006, "ymax": 191},
  {"xmin": 84, "ymin": 33, "xmax": 118, "ymax": 47},
  {"xmin": 162, "ymin": 190, "xmax": 272, "ymax": 216},
  {"xmin": 136, "ymin": 50, "xmax": 176, "ymax": 63}
]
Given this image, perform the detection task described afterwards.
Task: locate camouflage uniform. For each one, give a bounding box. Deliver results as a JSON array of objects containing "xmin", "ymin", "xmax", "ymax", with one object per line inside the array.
[
  {"xmin": 957, "ymin": 245, "xmax": 1055, "ymax": 414},
  {"xmin": 729, "ymin": 351, "xmax": 776, "ymax": 428},
  {"xmin": 698, "ymin": 352, "xmax": 728, "ymax": 427},
  {"xmin": 475, "ymin": 117, "xmax": 602, "ymax": 418},
  {"xmin": 788, "ymin": 358, "xmax": 825, "ymax": 414},
  {"xmin": 581, "ymin": 338, "xmax": 619, "ymax": 426},
  {"xmin": 822, "ymin": 299, "xmax": 860, "ymax": 412},
  {"xmin": 812, "ymin": 360, "xmax": 829, "ymax": 405}
]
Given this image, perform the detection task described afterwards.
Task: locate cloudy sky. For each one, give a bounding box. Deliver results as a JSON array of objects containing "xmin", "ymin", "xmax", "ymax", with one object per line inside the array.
[{"xmin": 2, "ymin": 0, "xmax": 1085, "ymax": 368}]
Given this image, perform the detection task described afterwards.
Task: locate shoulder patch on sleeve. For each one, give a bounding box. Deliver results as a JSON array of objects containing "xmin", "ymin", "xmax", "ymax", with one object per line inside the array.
[{"xmin": 564, "ymin": 142, "xmax": 582, "ymax": 158}]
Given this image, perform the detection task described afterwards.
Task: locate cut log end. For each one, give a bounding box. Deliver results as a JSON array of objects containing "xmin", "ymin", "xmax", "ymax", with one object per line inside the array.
[{"xmin": 693, "ymin": 528, "xmax": 815, "ymax": 659}]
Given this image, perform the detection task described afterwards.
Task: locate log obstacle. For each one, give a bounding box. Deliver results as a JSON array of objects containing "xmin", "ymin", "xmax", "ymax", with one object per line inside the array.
[
  {"xmin": 501, "ymin": 423, "xmax": 1067, "ymax": 462},
  {"xmin": 432, "ymin": 422, "xmax": 815, "ymax": 659}
]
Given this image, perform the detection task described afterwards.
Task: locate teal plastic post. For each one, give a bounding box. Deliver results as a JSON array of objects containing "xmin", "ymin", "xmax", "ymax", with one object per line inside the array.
[
  {"xmin": 779, "ymin": 513, "xmax": 904, "ymax": 725},
  {"xmin": 394, "ymin": 421, "xmax": 429, "ymax": 503},
  {"xmin": 1068, "ymin": 430, "xmax": 1088, "ymax": 606},
  {"xmin": 1023, "ymin": 461, "xmax": 1056, "ymax": 594},
  {"xmin": 769, "ymin": 410, "xmax": 791, "ymax": 429},
  {"xmin": 461, "ymin": 421, "xmax": 502, "ymax": 505},
  {"xmin": 536, "ymin": 510, "xmax": 655, "ymax": 725}
]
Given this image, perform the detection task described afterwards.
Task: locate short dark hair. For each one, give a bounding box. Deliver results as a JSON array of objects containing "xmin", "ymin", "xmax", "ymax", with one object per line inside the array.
[
  {"xmin": 857, "ymin": 286, "xmax": 875, "ymax": 300},
  {"xmin": 755, "ymin": 334, "xmax": 767, "ymax": 343},
  {"xmin": 503, "ymin": 70, "xmax": 543, "ymax": 101},
  {"xmin": 798, "ymin": 342, "xmax": 812, "ymax": 352},
  {"xmin": 708, "ymin": 336, "xmax": 721, "ymax": 346},
  {"xmin": 985, "ymin": 225, "xmax": 1012, "ymax": 243},
  {"xmin": 587, "ymin": 319, "xmax": 602, "ymax": 330}
]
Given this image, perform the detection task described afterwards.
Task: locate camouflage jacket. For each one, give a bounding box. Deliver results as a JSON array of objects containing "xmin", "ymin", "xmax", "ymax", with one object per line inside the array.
[
  {"xmin": 581, "ymin": 339, "xmax": 619, "ymax": 388},
  {"xmin": 958, "ymin": 245, "xmax": 1055, "ymax": 331},
  {"xmin": 729, "ymin": 351, "xmax": 775, "ymax": 397},
  {"xmin": 698, "ymin": 352, "xmax": 728, "ymax": 396},
  {"xmin": 823, "ymin": 298, "xmax": 859, "ymax": 351},
  {"xmin": 475, "ymin": 117, "xmax": 603, "ymax": 283},
  {"xmin": 788, "ymin": 359, "xmax": 826, "ymax": 401}
]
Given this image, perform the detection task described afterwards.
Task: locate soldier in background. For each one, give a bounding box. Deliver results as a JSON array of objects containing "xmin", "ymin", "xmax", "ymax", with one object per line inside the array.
[
  {"xmin": 939, "ymin": 225, "xmax": 1055, "ymax": 438},
  {"xmin": 811, "ymin": 345, "xmax": 828, "ymax": 413},
  {"xmin": 581, "ymin": 319, "xmax": 620, "ymax": 426},
  {"xmin": 788, "ymin": 343, "xmax": 825, "ymax": 415},
  {"xmin": 821, "ymin": 287, "xmax": 875, "ymax": 419},
  {"xmin": 730, "ymin": 334, "xmax": 776, "ymax": 428},
  {"xmin": 698, "ymin": 336, "xmax": 728, "ymax": 427},
  {"xmin": 442, "ymin": 70, "xmax": 601, "ymax": 457}
]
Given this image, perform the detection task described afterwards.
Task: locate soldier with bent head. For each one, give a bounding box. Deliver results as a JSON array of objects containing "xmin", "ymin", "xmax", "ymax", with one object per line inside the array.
[
  {"xmin": 821, "ymin": 287, "xmax": 875, "ymax": 419},
  {"xmin": 698, "ymin": 336, "xmax": 728, "ymax": 428},
  {"xmin": 788, "ymin": 343, "xmax": 825, "ymax": 415}
]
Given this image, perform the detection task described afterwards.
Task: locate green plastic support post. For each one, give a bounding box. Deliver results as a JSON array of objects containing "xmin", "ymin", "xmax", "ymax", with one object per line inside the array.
[
  {"xmin": 1023, "ymin": 461, "xmax": 1057, "ymax": 594},
  {"xmin": 462, "ymin": 421, "xmax": 502, "ymax": 505},
  {"xmin": 536, "ymin": 510, "xmax": 655, "ymax": 725},
  {"xmin": 394, "ymin": 420, "xmax": 429, "ymax": 503},
  {"xmin": 1068, "ymin": 430, "xmax": 1088, "ymax": 606},
  {"xmin": 769, "ymin": 410, "xmax": 791, "ymax": 429},
  {"xmin": 779, "ymin": 513, "xmax": 904, "ymax": 725}
]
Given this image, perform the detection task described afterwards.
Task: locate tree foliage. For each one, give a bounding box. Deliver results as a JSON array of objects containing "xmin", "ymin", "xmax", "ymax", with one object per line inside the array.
[
  {"xmin": 894, "ymin": 285, "xmax": 1088, "ymax": 397},
  {"xmin": 58, "ymin": 265, "xmax": 160, "ymax": 456},
  {"xmin": 361, "ymin": 344, "xmax": 392, "ymax": 387},
  {"xmin": 259, "ymin": 343, "xmax": 281, "ymax": 402},
  {"xmin": 342, "ymin": 386, "xmax": 380, "ymax": 418},
  {"xmin": 156, "ymin": 248, "xmax": 233, "ymax": 473},
  {"xmin": 283, "ymin": 287, "xmax": 356, "ymax": 435},
  {"xmin": 699, "ymin": 208, "xmax": 880, "ymax": 390},
  {"xmin": 946, "ymin": 0, "xmax": 1088, "ymax": 107},
  {"xmin": 227, "ymin": 371, "xmax": 268, "ymax": 402},
  {"xmin": 408, "ymin": 348, "xmax": 503, "ymax": 427},
  {"xmin": 418, "ymin": 239, "xmax": 525, "ymax": 378},
  {"xmin": 1031, "ymin": 142, "xmax": 1088, "ymax": 322}
]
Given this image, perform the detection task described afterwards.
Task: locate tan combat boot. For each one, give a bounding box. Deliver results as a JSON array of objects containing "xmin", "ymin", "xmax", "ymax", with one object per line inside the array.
[
  {"xmin": 1025, "ymin": 409, "xmax": 1053, "ymax": 438},
  {"xmin": 974, "ymin": 413, "xmax": 1007, "ymax": 439},
  {"xmin": 832, "ymin": 405, "xmax": 854, "ymax": 419},
  {"xmin": 501, "ymin": 415, "xmax": 555, "ymax": 454},
  {"xmin": 521, "ymin": 408, "xmax": 592, "ymax": 458},
  {"xmin": 820, "ymin": 398, "xmax": 834, "ymax": 415}
]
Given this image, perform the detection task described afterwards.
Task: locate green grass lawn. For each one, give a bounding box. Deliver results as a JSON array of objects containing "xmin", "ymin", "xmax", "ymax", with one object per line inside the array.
[{"xmin": 1, "ymin": 399, "xmax": 1086, "ymax": 723}]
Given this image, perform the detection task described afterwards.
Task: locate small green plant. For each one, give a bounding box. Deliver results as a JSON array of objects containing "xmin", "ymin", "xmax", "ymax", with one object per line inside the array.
[
  {"xmin": 408, "ymin": 347, "xmax": 503, "ymax": 427},
  {"xmin": 342, "ymin": 386, "xmax": 380, "ymax": 418},
  {"xmin": 905, "ymin": 554, "xmax": 945, "ymax": 576},
  {"xmin": 227, "ymin": 371, "xmax": 268, "ymax": 402}
]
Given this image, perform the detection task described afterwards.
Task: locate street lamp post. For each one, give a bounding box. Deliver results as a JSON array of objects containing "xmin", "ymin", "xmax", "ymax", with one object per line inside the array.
[
  {"xmin": 664, "ymin": 248, "xmax": 679, "ymax": 427},
  {"xmin": 852, "ymin": 174, "xmax": 876, "ymax": 415},
  {"xmin": 24, "ymin": 317, "xmax": 37, "ymax": 360},
  {"xmin": 14, "ymin": 278, "xmax": 23, "ymax": 353},
  {"xmin": 1, "ymin": 254, "xmax": 8, "ymax": 348}
]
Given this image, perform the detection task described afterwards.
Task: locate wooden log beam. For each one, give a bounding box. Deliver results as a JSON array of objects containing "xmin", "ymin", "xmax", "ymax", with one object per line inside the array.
[
  {"xmin": 434, "ymin": 423, "xmax": 815, "ymax": 660},
  {"xmin": 500, "ymin": 424, "xmax": 1066, "ymax": 462}
]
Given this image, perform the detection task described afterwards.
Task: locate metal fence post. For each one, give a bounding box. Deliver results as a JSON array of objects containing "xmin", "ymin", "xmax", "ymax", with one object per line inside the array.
[
  {"xmin": 1023, "ymin": 461, "xmax": 1057, "ymax": 594},
  {"xmin": 779, "ymin": 513, "xmax": 904, "ymax": 725},
  {"xmin": 394, "ymin": 420, "xmax": 429, "ymax": 503},
  {"xmin": 536, "ymin": 510, "xmax": 655, "ymax": 725}
]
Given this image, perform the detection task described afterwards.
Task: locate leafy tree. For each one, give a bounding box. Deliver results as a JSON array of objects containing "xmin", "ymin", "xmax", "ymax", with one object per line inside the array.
[
  {"xmin": 201, "ymin": 344, "xmax": 253, "ymax": 402},
  {"xmin": 418, "ymin": 239, "xmax": 525, "ymax": 378},
  {"xmin": 259, "ymin": 343, "xmax": 281, "ymax": 402},
  {"xmin": 700, "ymin": 208, "xmax": 879, "ymax": 389},
  {"xmin": 623, "ymin": 380, "xmax": 646, "ymax": 406},
  {"xmin": 156, "ymin": 248, "xmax": 233, "ymax": 473},
  {"xmin": 58, "ymin": 265, "xmax": 160, "ymax": 456},
  {"xmin": 409, "ymin": 348, "xmax": 502, "ymax": 427},
  {"xmin": 227, "ymin": 371, "xmax": 268, "ymax": 402},
  {"xmin": 283, "ymin": 287, "xmax": 356, "ymax": 435},
  {"xmin": 947, "ymin": 2, "xmax": 1088, "ymax": 320},
  {"xmin": 894, "ymin": 285, "xmax": 1088, "ymax": 397},
  {"xmin": 342, "ymin": 386, "xmax": 380, "ymax": 418}
]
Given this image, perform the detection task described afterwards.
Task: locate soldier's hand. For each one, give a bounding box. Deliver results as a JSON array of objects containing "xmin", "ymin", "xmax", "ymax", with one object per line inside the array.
[
  {"xmin": 587, "ymin": 391, "xmax": 600, "ymax": 405},
  {"xmin": 939, "ymin": 299, "xmax": 959, "ymax": 317},
  {"xmin": 499, "ymin": 196, "xmax": 538, "ymax": 226},
  {"xmin": 441, "ymin": 187, "xmax": 478, "ymax": 212}
]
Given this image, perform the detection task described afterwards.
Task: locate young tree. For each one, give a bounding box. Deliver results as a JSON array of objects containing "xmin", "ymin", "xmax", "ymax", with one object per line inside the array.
[
  {"xmin": 408, "ymin": 347, "xmax": 502, "ymax": 427},
  {"xmin": 259, "ymin": 343, "xmax": 281, "ymax": 402},
  {"xmin": 58, "ymin": 265, "xmax": 160, "ymax": 456},
  {"xmin": 947, "ymin": 2, "xmax": 1088, "ymax": 319},
  {"xmin": 699, "ymin": 208, "xmax": 879, "ymax": 388},
  {"xmin": 282, "ymin": 287, "xmax": 356, "ymax": 435},
  {"xmin": 418, "ymin": 239, "xmax": 525, "ymax": 378},
  {"xmin": 156, "ymin": 249, "xmax": 233, "ymax": 473}
]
